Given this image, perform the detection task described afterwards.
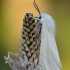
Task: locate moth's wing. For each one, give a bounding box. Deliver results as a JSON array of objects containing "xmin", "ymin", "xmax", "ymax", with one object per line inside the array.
[
  {"xmin": 48, "ymin": 33, "xmax": 62, "ymax": 70},
  {"xmin": 37, "ymin": 22, "xmax": 62, "ymax": 70}
]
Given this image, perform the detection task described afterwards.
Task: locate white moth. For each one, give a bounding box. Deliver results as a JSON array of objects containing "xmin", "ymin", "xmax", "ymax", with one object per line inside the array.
[
  {"xmin": 31, "ymin": 0, "xmax": 62, "ymax": 70},
  {"xmin": 38, "ymin": 13, "xmax": 62, "ymax": 70}
]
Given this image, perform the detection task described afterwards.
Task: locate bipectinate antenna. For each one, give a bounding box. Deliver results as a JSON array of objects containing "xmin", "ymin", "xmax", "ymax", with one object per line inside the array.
[
  {"xmin": 33, "ymin": 0, "xmax": 41, "ymax": 19},
  {"xmin": 29, "ymin": 0, "xmax": 41, "ymax": 20},
  {"xmin": 33, "ymin": 0, "xmax": 41, "ymax": 15}
]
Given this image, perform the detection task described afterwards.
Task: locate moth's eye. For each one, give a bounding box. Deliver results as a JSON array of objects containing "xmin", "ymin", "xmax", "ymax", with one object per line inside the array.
[{"xmin": 39, "ymin": 16, "xmax": 41, "ymax": 19}]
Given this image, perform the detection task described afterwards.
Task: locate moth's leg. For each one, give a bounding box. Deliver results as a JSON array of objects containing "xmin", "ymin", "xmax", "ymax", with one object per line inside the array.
[{"xmin": 38, "ymin": 24, "xmax": 42, "ymax": 42}]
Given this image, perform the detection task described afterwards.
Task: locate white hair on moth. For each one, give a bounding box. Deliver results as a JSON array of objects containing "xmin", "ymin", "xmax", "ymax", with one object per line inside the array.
[{"xmin": 38, "ymin": 13, "xmax": 56, "ymax": 35}]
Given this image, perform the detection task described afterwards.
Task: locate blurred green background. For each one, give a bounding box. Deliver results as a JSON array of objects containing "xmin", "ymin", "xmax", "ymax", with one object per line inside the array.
[{"xmin": 0, "ymin": 0, "xmax": 70, "ymax": 70}]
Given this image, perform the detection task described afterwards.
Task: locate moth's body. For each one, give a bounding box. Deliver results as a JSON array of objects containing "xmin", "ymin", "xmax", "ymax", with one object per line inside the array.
[{"xmin": 37, "ymin": 13, "xmax": 62, "ymax": 70}]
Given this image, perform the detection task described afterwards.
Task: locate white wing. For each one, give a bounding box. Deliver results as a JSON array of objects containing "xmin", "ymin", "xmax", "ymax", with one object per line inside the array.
[{"xmin": 39, "ymin": 23, "xmax": 62, "ymax": 70}]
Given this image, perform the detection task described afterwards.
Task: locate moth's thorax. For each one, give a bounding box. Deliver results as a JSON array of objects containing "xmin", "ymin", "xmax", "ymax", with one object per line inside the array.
[{"xmin": 38, "ymin": 13, "xmax": 56, "ymax": 35}]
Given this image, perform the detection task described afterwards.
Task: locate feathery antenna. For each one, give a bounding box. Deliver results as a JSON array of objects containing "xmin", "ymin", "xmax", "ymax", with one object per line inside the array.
[{"xmin": 33, "ymin": 0, "xmax": 41, "ymax": 15}]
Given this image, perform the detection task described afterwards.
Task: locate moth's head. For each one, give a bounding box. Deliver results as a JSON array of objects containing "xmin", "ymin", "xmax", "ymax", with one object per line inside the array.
[{"xmin": 37, "ymin": 13, "xmax": 48, "ymax": 24}]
